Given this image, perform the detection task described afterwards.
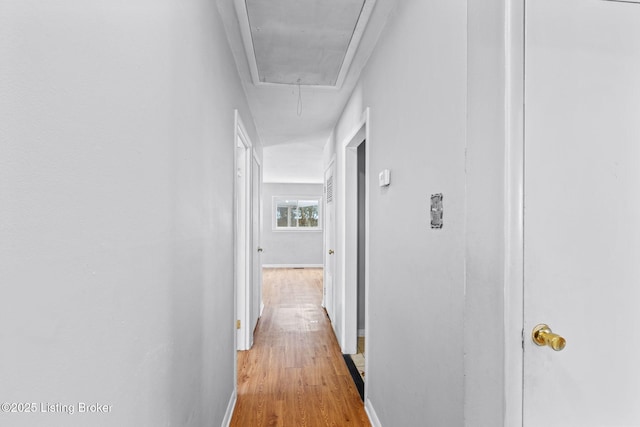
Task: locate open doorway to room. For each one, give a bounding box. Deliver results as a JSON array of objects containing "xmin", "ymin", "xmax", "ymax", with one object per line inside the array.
[
  {"xmin": 341, "ymin": 110, "xmax": 369, "ymax": 400},
  {"xmin": 234, "ymin": 110, "xmax": 261, "ymax": 353},
  {"xmin": 343, "ymin": 135, "xmax": 367, "ymax": 400},
  {"xmin": 250, "ymin": 151, "xmax": 263, "ymax": 343},
  {"xmin": 353, "ymin": 140, "xmax": 366, "ymax": 382}
]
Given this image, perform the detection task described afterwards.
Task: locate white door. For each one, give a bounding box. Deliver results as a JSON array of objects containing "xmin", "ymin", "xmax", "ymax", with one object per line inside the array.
[
  {"xmin": 235, "ymin": 138, "xmax": 249, "ymax": 350},
  {"xmin": 524, "ymin": 0, "xmax": 640, "ymax": 425},
  {"xmin": 235, "ymin": 112, "xmax": 253, "ymax": 351},
  {"xmin": 250, "ymin": 152, "xmax": 262, "ymax": 346},
  {"xmin": 324, "ymin": 161, "xmax": 336, "ymax": 321}
]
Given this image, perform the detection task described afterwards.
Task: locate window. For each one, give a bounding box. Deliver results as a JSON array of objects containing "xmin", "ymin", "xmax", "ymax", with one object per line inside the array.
[{"xmin": 273, "ymin": 197, "xmax": 322, "ymax": 231}]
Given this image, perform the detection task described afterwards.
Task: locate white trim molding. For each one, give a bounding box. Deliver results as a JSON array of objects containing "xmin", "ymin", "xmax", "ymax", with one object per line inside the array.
[
  {"xmin": 504, "ymin": 1, "xmax": 525, "ymax": 426},
  {"xmin": 221, "ymin": 390, "xmax": 237, "ymax": 427},
  {"xmin": 365, "ymin": 398, "xmax": 382, "ymax": 427},
  {"xmin": 340, "ymin": 107, "xmax": 369, "ymax": 355},
  {"xmin": 234, "ymin": 109, "xmax": 254, "ymax": 351}
]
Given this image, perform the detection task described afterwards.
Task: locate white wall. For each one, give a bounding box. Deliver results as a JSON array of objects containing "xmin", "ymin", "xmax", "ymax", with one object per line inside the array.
[
  {"xmin": 261, "ymin": 183, "xmax": 324, "ymax": 267},
  {"xmin": 0, "ymin": 2, "xmax": 259, "ymax": 426},
  {"xmin": 328, "ymin": 1, "xmax": 512, "ymax": 426},
  {"xmin": 331, "ymin": 1, "xmax": 467, "ymax": 424},
  {"xmin": 465, "ymin": 1, "xmax": 510, "ymax": 425},
  {"xmin": 263, "ymin": 142, "xmax": 325, "ymax": 184}
]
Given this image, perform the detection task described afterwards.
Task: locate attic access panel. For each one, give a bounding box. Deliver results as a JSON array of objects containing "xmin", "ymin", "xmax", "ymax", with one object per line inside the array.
[{"xmin": 245, "ymin": 0, "xmax": 366, "ymax": 86}]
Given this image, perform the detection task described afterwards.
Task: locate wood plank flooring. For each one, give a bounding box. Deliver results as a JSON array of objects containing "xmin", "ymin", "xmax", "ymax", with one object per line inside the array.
[{"xmin": 231, "ymin": 268, "xmax": 370, "ymax": 427}]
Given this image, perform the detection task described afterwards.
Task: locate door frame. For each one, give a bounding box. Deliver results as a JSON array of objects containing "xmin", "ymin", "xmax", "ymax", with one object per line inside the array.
[
  {"xmin": 504, "ymin": 1, "xmax": 525, "ymax": 426},
  {"xmin": 250, "ymin": 149, "xmax": 263, "ymax": 347},
  {"xmin": 341, "ymin": 108, "xmax": 370, "ymax": 359},
  {"xmin": 234, "ymin": 110, "xmax": 254, "ymax": 352}
]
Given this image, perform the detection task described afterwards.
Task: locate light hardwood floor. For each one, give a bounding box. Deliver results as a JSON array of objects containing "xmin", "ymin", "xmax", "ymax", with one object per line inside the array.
[{"xmin": 231, "ymin": 268, "xmax": 370, "ymax": 427}]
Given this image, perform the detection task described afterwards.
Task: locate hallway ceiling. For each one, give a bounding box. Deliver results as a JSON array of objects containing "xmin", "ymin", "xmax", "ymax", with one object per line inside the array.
[{"xmin": 218, "ymin": 0, "xmax": 397, "ymax": 148}]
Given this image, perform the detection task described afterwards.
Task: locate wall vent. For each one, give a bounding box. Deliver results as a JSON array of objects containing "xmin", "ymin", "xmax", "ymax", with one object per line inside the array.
[{"xmin": 326, "ymin": 175, "xmax": 334, "ymax": 203}]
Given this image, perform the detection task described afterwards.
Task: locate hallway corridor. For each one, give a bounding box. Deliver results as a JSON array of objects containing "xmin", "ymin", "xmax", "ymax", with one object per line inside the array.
[{"xmin": 231, "ymin": 268, "xmax": 370, "ymax": 427}]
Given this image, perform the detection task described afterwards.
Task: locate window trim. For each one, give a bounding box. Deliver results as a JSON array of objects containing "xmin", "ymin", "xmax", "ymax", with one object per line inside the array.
[{"xmin": 272, "ymin": 196, "xmax": 323, "ymax": 232}]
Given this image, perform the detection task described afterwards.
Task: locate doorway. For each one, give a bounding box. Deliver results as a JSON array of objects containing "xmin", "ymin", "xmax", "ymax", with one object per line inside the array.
[
  {"xmin": 352, "ymin": 140, "xmax": 366, "ymax": 386},
  {"xmin": 250, "ymin": 151, "xmax": 263, "ymax": 344},
  {"xmin": 343, "ymin": 108, "xmax": 369, "ymax": 360},
  {"xmin": 234, "ymin": 110, "xmax": 260, "ymax": 352}
]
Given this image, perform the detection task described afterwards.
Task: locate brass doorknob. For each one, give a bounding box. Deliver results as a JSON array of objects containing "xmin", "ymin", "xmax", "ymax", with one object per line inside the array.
[
  {"xmin": 328, "ymin": 249, "xmax": 334, "ymax": 255},
  {"xmin": 532, "ymin": 324, "xmax": 566, "ymax": 351}
]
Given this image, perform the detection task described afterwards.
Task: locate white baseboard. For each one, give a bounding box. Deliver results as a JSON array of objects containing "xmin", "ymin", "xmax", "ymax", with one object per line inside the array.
[
  {"xmin": 358, "ymin": 329, "xmax": 366, "ymax": 337},
  {"xmin": 262, "ymin": 264, "xmax": 323, "ymax": 269},
  {"xmin": 221, "ymin": 390, "xmax": 236, "ymax": 427},
  {"xmin": 365, "ymin": 398, "xmax": 382, "ymax": 427}
]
